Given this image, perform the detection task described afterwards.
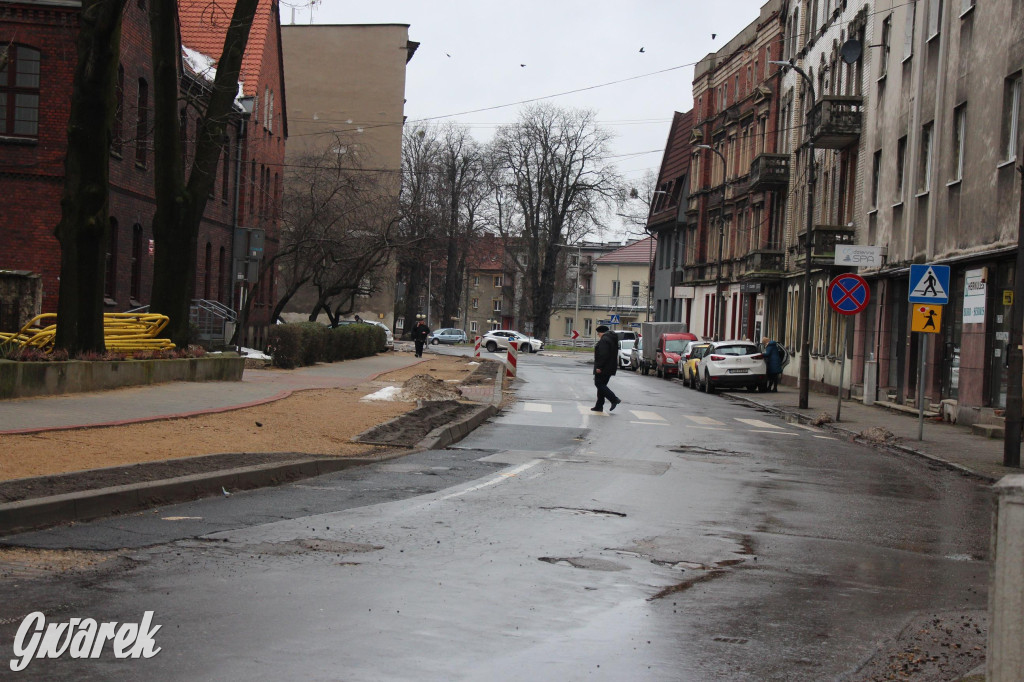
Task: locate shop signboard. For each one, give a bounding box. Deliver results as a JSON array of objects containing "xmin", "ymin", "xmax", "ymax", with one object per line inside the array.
[{"xmin": 963, "ymin": 269, "xmax": 986, "ymax": 324}]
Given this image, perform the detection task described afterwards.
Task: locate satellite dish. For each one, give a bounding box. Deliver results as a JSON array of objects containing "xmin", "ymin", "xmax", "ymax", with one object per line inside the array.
[{"xmin": 840, "ymin": 39, "xmax": 862, "ymax": 65}]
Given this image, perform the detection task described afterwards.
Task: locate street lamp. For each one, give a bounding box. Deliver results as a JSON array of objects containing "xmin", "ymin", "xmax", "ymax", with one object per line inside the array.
[
  {"xmin": 771, "ymin": 60, "xmax": 816, "ymax": 409},
  {"xmin": 694, "ymin": 144, "xmax": 728, "ymax": 341}
]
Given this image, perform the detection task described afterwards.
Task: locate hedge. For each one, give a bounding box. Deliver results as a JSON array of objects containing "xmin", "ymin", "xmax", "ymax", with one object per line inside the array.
[{"xmin": 268, "ymin": 323, "xmax": 385, "ymax": 369}]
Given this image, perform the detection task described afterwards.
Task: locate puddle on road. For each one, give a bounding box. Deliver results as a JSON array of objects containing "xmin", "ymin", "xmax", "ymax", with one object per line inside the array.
[
  {"xmin": 540, "ymin": 507, "xmax": 627, "ymax": 518},
  {"xmin": 537, "ymin": 556, "xmax": 628, "ymax": 572},
  {"xmin": 670, "ymin": 445, "xmax": 749, "ymax": 458}
]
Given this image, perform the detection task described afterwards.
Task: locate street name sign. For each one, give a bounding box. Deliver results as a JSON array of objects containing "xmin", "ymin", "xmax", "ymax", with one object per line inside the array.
[{"xmin": 908, "ymin": 264, "xmax": 950, "ymax": 304}]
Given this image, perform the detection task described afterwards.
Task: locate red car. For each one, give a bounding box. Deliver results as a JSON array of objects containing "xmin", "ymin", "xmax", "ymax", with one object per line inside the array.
[{"xmin": 655, "ymin": 332, "xmax": 698, "ymax": 379}]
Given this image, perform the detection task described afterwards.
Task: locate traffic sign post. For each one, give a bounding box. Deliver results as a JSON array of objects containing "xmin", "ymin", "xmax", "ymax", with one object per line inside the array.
[
  {"xmin": 908, "ymin": 265, "xmax": 950, "ymax": 441},
  {"xmin": 827, "ymin": 274, "xmax": 870, "ymax": 422}
]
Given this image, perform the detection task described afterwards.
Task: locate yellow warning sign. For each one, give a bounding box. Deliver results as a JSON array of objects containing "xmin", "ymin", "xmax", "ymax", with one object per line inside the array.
[
  {"xmin": 912, "ymin": 304, "xmax": 942, "ymax": 333},
  {"xmin": 1003, "ymin": 290, "xmax": 1014, "ymax": 305}
]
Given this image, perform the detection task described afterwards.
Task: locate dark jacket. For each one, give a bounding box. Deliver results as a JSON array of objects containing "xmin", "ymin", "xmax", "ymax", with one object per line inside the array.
[
  {"xmin": 593, "ymin": 332, "xmax": 619, "ymax": 376},
  {"xmin": 412, "ymin": 324, "xmax": 431, "ymax": 342},
  {"xmin": 763, "ymin": 340, "xmax": 786, "ymax": 374}
]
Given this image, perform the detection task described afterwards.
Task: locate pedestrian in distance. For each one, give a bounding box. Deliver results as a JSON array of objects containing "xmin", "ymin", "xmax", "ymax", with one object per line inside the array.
[
  {"xmin": 354, "ymin": 314, "xmax": 363, "ymax": 323},
  {"xmin": 761, "ymin": 336, "xmax": 787, "ymax": 392},
  {"xmin": 591, "ymin": 325, "xmax": 622, "ymax": 412},
  {"xmin": 412, "ymin": 320, "xmax": 431, "ymax": 358}
]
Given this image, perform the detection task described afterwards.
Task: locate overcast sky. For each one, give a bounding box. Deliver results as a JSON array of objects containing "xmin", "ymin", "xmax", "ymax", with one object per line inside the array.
[{"xmin": 284, "ymin": 0, "xmax": 767, "ymax": 231}]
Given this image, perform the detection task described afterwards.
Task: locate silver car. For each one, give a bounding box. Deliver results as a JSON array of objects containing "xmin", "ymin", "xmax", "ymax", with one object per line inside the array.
[{"xmin": 429, "ymin": 328, "xmax": 468, "ymax": 345}]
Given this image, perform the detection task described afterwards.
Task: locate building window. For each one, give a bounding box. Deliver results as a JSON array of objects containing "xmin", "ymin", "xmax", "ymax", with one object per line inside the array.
[
  {"xmin": 264, "ymin": 85, "xmax": 270, "ymax": 130},
  {"xmin": 919, "ymin": 122, "xmax": 933, "ymax": 192},
  {"xmin": 493, "ymin": 275, "xmax": 502, "ymax": 288},
  {"xmin": 470, "ymin": 321, "xmax": 477, "ymax": 333},
  {"xmin": 113, "ymin": 65, "xmax": 124, "ymax": 154},
  {"xmin": 903, "ymin": 3, "xmax": 916, "ymax": 61},
  {"xmin": 489, "ymin": 320, "xmax": 500, "ymax": 331},
  {"xmin": 611, "ymin": 280, "xmax": 620, "ymax": 298},
  {"xmin": 896, "ymin": 136, "xmax": 907, "ymax": 201},
  {"xmin": 0, "ymin": 45, "xmax": 41, "ymax": 138},
  {"xmin": 105, "ymin": 218, "xmax": 119, "ymax": 300},
  {"xmin": 927, "ymin": 0, "xmax": 943, "ymax": 40},
  {"xmin": 471, "ymin": 298, "xmax": 479, "ymax": 309},
  {"xmin": 871, "ymin": 150, "xmax": 882, "ymax": 207},
  {"xmin": 131, "ymin": 224, "xmax": 143, "ymax": 300},
  {"xmin": 219, "ymin": 246, "xmax": 227, "ymax": 302},
  {"xmin": 136, "ymin": 78, "xmax": 149, "ymax": 166},
  {"xmin": 492, "ymin": 299, "xmax": 501, "ymax": 313},
  {"xmin": 584, "ymin": 318, "xmax": 593, "ymax": 336},
  {"xmin": 473, "ymin": 276, "xmax": 479, "ymax": 286},
  {"xmin": 222, "ymin": 140, "xmax": 231, "ymax": 202},
  {"xmin": 952, "ymin": 104, "xmax": 966, "ymax": 181},
  {"xmin": 564, "ymin": 318, "xmax": 574, "ymax": 336},
  {"xmin": 1003, "ymin": 74, "xmax": 1022, "ymax": 162},
  {"xmin": 204, "ymin": 242, "xmax": 212, "ymax": 299}
]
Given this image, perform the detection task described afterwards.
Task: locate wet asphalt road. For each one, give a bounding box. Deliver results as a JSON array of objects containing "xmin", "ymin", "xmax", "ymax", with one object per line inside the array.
[{"xmin": 0, "ymin": 349, "xmax": 993, "ymax": 680}]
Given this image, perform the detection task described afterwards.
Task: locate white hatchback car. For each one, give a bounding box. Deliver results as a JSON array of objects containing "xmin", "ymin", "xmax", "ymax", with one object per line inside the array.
[
  {"xmin": 480, "ymin": 330, "xmax": 543, "ymax": 353},
  {"xmin": 695, "ymin": 340, "xmax": 767, "ymax": 393}
]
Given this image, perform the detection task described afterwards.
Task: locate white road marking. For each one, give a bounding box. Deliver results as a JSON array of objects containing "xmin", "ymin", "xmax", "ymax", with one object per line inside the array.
[
  {"xmin": 813, "ymin": 435, "xmax": 837, "ymax": 440},
  {"xmin": 685, "ymin": 426, "xmax": 728, "ymax": 431},
  {"xmin": 577, "ymin": 404, "xmax": 608, "ymax": 416},
  {"xmin": 630, "ymin": 410, "xmax": 665, "ymax": 421},
  {"xmin": 735, "ymin": 418, "xmax": 783, "ymax": 429},
  {"xmin": 524, "ymin": 403, "xmax": 552, "ymax": 413},
  {"xmin": 749, "ymin": 430, "xmax": 799, "ymax": 436},
  {"xmin": 629, "ymin": 421, "xmax": 669, "ymax": 426},
  {"xmin": 440, "ymin": 460, "xmax": 542, "ymax": 500},
  {"xmin": 162, "ymin": 516, "xmax": 203, "ymax": 521},
  {"xmin": 684, "ymin": 415, "xmax": 725, "ymax": 426}
]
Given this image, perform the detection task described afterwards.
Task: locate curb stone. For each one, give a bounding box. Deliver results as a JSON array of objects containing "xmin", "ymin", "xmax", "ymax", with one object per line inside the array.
[{"xmin": 722, "ymin": 393, "xmax": 997, "ymax": 483}]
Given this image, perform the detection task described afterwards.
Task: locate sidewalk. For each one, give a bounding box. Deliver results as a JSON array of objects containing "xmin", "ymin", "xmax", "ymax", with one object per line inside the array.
[{"xmin": 725, "ymin": 384, "xmax": 1022, "ymax": 482}]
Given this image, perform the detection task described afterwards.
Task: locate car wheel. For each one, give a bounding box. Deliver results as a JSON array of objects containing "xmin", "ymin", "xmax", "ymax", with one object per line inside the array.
[
  {"xmin": 486, "ymin": 341, "xmax": 498, "ymax": 352},
  {"xmin": 431, "ymin": 338, "xmax": 439, "ymax": 345},
  {"xmin": 705, "ymin": 372, "xmax": 715, "ymax": 394},
  {"xmin": 747, "ymin": 385, "xmax": 757, "ymax": 392}
]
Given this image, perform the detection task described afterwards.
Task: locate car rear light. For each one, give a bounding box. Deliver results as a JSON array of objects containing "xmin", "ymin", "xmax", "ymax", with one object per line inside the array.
[
  {"xmin": 750, "ymin": 353, "xmax": 764, "ymax": 359},
  {"xmin": 710, "ymin": 355, "xmax": 726, "ymax": 361}
]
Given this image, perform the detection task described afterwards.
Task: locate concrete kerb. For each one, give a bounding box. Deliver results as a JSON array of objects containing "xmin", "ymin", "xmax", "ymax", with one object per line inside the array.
[
  {"xmin": 416, "ymin": 361, "xmax": 506, "ymax": 451},
  {"xmin": 721, "ymin": 392, "xmax": 997, "ymax": 483}
]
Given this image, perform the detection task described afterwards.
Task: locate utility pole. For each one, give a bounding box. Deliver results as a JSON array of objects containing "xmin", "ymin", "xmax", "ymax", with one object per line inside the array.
[
  {"xmin": 1004, "ymin": 156, "xmax": 1024, "ymax": 467},
  {"xmin": 772, "ymin": 60, "xmax": 816, "ymax": 409}
]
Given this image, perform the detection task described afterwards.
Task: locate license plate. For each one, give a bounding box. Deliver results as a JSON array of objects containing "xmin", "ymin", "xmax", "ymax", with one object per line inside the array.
[{"xmin": 727, "ymin": 368, "xmax": 748, "ymax": 374}]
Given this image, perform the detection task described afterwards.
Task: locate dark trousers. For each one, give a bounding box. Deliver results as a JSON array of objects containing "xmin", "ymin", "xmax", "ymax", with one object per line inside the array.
[
  {"xmin": 414, "ymin": 340, "xmax": 425, "ymax": 357},
  {"xmin": 594, "ymin": 374, "xmax": 619, "ymax": 409},
  {"xmin": 767, "ymin": 372, "xmax": 780, "ymax": 391}
]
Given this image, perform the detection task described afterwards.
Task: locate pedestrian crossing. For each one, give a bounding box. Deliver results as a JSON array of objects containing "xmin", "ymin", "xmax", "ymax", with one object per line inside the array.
[{"xmin": 498, "ymin": 402, "xmax": 838, "ymax": 439}]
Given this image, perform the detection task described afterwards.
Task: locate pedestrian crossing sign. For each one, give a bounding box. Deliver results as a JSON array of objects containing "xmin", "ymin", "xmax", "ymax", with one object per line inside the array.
[
  {"xmin": 609, "ymin": 314, "xmax": 621, "ymax": 324},
  {"xmin": 911, "ymin": 304, "xmax": 942, "ymax": 333},
  {"xmin": 908, "ymin": 264, "xmax": 950, "ymax": 304}
]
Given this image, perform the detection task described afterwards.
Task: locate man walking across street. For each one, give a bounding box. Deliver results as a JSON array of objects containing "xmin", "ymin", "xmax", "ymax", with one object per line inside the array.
[
  {"xmin": 412, "ymin": 320, "xmax": 431, "ymax": 358},
  {"xmin": 592, "ymin": 325, "xmax": 622, "ymax": 412}
]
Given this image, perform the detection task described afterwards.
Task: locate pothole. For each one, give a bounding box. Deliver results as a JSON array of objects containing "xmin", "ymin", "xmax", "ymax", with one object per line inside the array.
[
  {"xmin": 538, "ymin": 556, "xmax": 628, "ymax": 572},
  {"xmin": 0, "ymin": 547, "xmax": 122, "ymax": 579},
  {"xmin": 670, "ymin": 445, "xmax": 749, "ymax": 457},
  {"xmin": 540, "ymin": 507, "xmax": 627, "ymax": 518}
]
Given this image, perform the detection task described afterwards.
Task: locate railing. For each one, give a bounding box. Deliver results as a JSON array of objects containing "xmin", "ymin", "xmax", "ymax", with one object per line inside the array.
[
  {"xmin": 809, "ymin": 95, "xmax": 863, "ymax": 149},
  {"xmin": 794, "ymin": 225, "xmax": 856, "ymax": 265},
  {"xmin": 551, "ymin": 294, "xmax": 650, "ymax": 311},
  {"xmin": 724, "ymin": 176, "xmax": 749, "ymax": 201},
  {"xmin": 748, "ymin": 153, "xmax": 790, "ymax": 190},
  {"xmin": 128, "ymin": 299, "xmax": 237, "ymax": 346}
]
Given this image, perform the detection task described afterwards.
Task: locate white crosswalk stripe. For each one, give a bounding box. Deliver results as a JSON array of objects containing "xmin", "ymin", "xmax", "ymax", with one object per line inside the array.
[
  {"xmin": 735, "ymin": 418, "xmax": 783, "ymax": 430},
  {"xmin": 630, "ymin": 410, "xmax": 665, "ymax": 422},
  {"xmin": 684, "ymin": 415, "xmax": 725, "ymax": 426},
  {"xmin": 524, "ymin": 403, "xmax": 552, "ymax": 413}
]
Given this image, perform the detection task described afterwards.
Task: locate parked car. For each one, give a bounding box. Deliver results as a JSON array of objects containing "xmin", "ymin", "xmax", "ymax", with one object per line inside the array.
[
  {"xmin": 681, "ymin": 341, "xmax": 712, "ymax": 388},
  {"xmin": 615, "ymin": 330, "xmax": 639, "ymax": 342},
  {"xmin": 429, "ymin": 328, "xmax": 468, "ymax": 345},
  {"xmin": 695, "ymin": 340, "xmax": 767, "ymax": 393},
  {"xmin": 629, "ymin": 337, "xmax": 643, "ymax": 371},
  {"xmin": 618, "ymin": 339, "xmax": 635, "ymax": 369},
  {"xmin": 655, "ymin": 332, "xmax": 698, "ymax": 379},
  {"xmin": 480, "ymin": 329, "xmax": 543, "ymax": 353},
  {"xmin": 338, "ymin": 319, "xmax": 394, "ymax": 351}
]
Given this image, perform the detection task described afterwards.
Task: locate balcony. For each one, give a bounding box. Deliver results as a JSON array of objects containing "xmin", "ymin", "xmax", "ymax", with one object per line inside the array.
[
  {"xmin": 809, "ymin": 95, "xmax": 863, "ymax": 149},
  {"xmin": 748, "ymin": 153, "xmax": 790, "ymax": 191},
  {"xmin": 551, "ymin": 293, "xmax": 650, "ymax": 311},
  {"xmin": 723, "ymin": 176, "xmax": 749, "ymax": 201},
  {"xmin": 743, "ymin": 249, "xmax": 786, "ymax": 278},
  {"xmin": 793, "ymin": 225, "xmax": 856, "ymax": 266}
]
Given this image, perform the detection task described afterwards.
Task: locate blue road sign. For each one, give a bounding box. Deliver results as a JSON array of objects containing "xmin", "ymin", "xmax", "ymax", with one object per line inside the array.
[
  {"xmin": 909, "ymin": 264, "xmax": 950, "ymax": 304},
  {"xmin": 609, "ymin": 314, "xmax": 621, "ymax": 324},
  {"xmin": 828, "ymin": 274, "xmax": 870, "ymax": 315},
  {"xmin": 630, "ymin": 323, "xmax": 642, "ymax": 328}
]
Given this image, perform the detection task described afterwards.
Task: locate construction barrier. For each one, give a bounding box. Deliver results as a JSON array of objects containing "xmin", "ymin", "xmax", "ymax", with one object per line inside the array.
[
  {"xmin": 474, "ymin": 336, "xmax": 481, "ymax": 358},
  {"xmin": 506, "ymin": 340, "xmax": 518, "ymax": 378},
  {"xmin": 0, "ymin": 312, "xmax": 175, "ymax": 353}
]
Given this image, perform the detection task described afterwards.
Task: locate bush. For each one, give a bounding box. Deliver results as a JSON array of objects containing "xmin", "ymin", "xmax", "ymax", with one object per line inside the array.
[{"xmin": 268, "ymin": 324, "xmax": 303, "ymax": 369}]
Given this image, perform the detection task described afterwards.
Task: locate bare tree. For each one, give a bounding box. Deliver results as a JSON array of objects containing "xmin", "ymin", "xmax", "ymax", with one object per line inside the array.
[
  {"xmin": 490, "ymin": 104, "xmax": 621, "ymax": 338},
  {"xmin": 53, "ymin": 0, "xmax": 129, "ymax": 353},
  {"xmin": 148, "ymin": 0, "xmax": 259, "ymax": 346}
]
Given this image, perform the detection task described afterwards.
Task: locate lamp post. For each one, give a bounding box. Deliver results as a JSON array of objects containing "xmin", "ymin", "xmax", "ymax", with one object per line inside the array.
[
  {"xmin": 771, "ymin": 60, "xmax": 816, "ymax": 410},
  {"xmin": 695, "ymin": 144, "xmax": 728, "ymax": 341}
]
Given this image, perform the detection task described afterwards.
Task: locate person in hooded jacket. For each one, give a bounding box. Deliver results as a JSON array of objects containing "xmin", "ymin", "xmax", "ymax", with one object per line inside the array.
[
  {"xmin": 761, "ymin": 337, "xmax": 787, "ymax": 392},
  {"xmin": 591, "ymin": 326, "xmax": 622, "ymax": 412}
]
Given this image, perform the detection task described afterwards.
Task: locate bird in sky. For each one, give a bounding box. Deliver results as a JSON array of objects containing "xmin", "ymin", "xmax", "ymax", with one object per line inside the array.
[
  {"xmin": 639, "ymin": 47, "xmax": 645, "ymax": 53},
  {"xmin": 520, "ymin": 63, "xmax": 526, "ymax": 67},
  {"xmin": 446, "ymin": 53, "xmax": 451, "ymax": 57},
  {"xmin": 712, "ymin": 33, "xmax": 717, "ymax": 39}
]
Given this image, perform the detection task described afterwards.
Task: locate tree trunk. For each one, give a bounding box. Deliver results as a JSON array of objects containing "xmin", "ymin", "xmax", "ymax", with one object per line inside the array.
[
  {"xmin": 148, "ymin": 0, "xmax": 259, "ymax": 347},
  {"xmin": 53, "ymin": 0, "xmax": 129, "ymax": 354}
]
